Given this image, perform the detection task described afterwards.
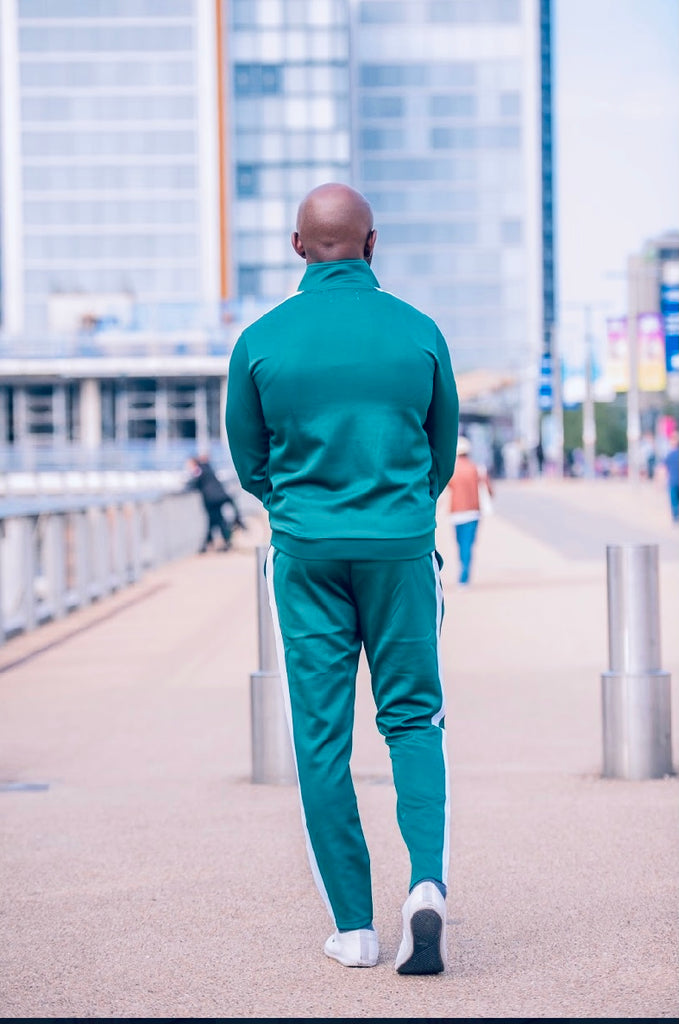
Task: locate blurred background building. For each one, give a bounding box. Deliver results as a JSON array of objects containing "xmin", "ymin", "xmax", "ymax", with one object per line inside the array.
[
  {"xmin": 638, "ymin": 230, "xmax": 679, "ymax": 388},
  {"xmin": 1, "ymin": 0, "xmax": 222, "ymax": 337},
  {"xmin": 0, "ymin": 0, "xmax": 228, "ymax": 475},
  {"xmin": 1, "ymin": 0, "xmax": 554, "ymax": 478}
]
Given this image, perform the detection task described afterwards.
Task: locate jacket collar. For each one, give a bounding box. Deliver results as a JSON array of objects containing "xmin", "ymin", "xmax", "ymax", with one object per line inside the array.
[{"xmin": 298, "ymin": 260, "xmax": 380, "ymax": 292}]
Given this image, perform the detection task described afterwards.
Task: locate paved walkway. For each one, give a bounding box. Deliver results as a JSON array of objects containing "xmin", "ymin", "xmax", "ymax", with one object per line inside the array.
[{"xmin": 1, "ymin": 477, "xmax": 678, "ymax": 1019}]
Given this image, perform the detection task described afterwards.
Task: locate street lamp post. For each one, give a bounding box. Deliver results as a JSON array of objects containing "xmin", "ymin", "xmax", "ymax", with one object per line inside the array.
[
  {"xmin": 551, "ymin": 321, "xmax": 564, "ymax": 478},
  {"xmin": 582, "ymin": 304, "xmax": 596, "ymax": 478},
  {"xmin": 608, "ymin": 254, "xmax": 661, "ymax": 486},
  {"xmin": 563, "ymin": 301, "xmax": 610, "ymax": 479}
]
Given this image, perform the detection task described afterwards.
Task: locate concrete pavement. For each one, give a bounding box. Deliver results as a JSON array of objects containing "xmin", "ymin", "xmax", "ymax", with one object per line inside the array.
[{"xmin": 1, "ymin": 476, "xmax": 677, "ymax": 1019}]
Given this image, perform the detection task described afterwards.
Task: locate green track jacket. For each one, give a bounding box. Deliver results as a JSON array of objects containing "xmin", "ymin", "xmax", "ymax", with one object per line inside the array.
[{"xmin": 225, "ymin": 259, "xmax": 459, "ymax": 560}]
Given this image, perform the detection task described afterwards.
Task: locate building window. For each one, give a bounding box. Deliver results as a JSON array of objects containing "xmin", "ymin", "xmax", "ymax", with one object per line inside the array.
[
  {"xmin": 236, "ymin": 165, "xmax": 259, "ymax": 197},
  {"xmin": 501, "ymin": 219, "xmax": 522, "ymax": 245},
  {"xmin": 428, "ymin": 0, "xmax": 520, "ymax": 22},
  {"xmin": 0, "ymin": 388, "xmax": 12, "ymax": 444},
  {"xmin": 22, "ymin": 163, "xmax": 196, "ymax": 190},
  {"xmin": 431, "ymin": 124, "xmax": 521, "ymax": 149},
  {"xmin": 19, "ymin": 24, "xmax": 192, "ymax": 51},
  {"xmin": 206, "ymin": 379, "xmax": 222, "ymax": 440},
  {"xmin": 234, "ymin": 63, "xmax": 283, "ymax": 96},
  {"xmin": 19, "ymin": 0, "xmax": 192, "ymax": 13},
  {"xmin": 367, "ymin": 191, "xmax": 409, "ymax": 213},
  {"xmin": 500, "ymin": 91, "xmax": 521, "ymax": 117},
  {"xmin": 360, "ymin": 64, "xmax": 427, "ymax": 88},
  {"xmin": 429, "ymin": 94, "xmax": 476, "ymax": 117},
  {"xmin": 484, "ymin": 125, "xmax": 521, "ymax": 147},
  {"xmin": 360, "ymin": 128, "xmax": 404, "ymax": 150},
  {"xmin": 431, "ymin": 126, "xmax": 476, "ymax": 149},
  {"xmin": 238, "ymin": 266, "xmax": 260, "ymax": 297},
  {"xmin": 22, "ymin": 129, "xmax": 197, "ymax": 158},
  {"xmin": 167, "ymin": 381, "xmax": 197, "ymax": 441},
  {"xmin": 231, "ymin": 0, "xmax": 257, "ymax": 27},
  {"xmin": 360, "ymin": 2, "xmax": 409, "ymax": 22},
  {"xmin": 127, "ymin": 379, "xmax": 157, "ymax": 441},
  {"xmin": 101, "ymin": 381, "xmax": 116, "ymax": 441},
  {"xmin": 360, "ymin": 95, "xmax": 404, "ymax": 118},
  {"xmin": 66, "ymin": 382, "xmax": 80, "ymax": 442},
  {"xmin": 25, "ymin": 385, "xmax": 54, "ymax": 437},
  {"xmin": 20, "ymin": 58, "xmax": 194, "ymax": 88},
  {"xmin": 378, "ymin": 222, "xmax": 477, "ymax": 245},
  {"xmin": 361, "ymin": 156, "xmax": 476, "ymax": 182}
]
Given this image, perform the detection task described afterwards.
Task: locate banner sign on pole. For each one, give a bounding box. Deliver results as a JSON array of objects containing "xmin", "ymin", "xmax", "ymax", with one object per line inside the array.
[
  {"xmin": 538, "ymin": 351, "xmax": 552, "ymax": 411},
  {"xmin": 605, "ymin": 317, "xmax": 629, "ymax": 392},
  {"xmin": 660, "ymin": 280, "xmax": 679, "ymax": 373},
  {"xmin": 605, "ymin": 314, "xmax": 667, "ymax": 393},
  {"xmin": 638, "ymin": 313, "xmax": 667, "ymax": 391}
]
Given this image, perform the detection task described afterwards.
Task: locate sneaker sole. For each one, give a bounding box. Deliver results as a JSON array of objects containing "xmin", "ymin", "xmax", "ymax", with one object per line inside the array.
[
  {"xmin": 326, "ymin": 954, "xmax": 377, "ymax": 968},
  {"xmin": 396, "ymin": 908, "xmax": 444, "ymax": 975}
]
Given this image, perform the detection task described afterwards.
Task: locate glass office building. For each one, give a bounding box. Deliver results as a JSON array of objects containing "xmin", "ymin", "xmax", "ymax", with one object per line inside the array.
[
  {"xmin": 354, "ymin": 0, "xmax": 546, "ymax": 379},
  {"xmin": 225, "ymin": 0, "xmax": 553, "ymax": 402},
  {"xmin": 226, "ymin": 0, "xmax": 352, "ymax": 305},
  {"xmin": 0, "ymin": 0, "xmax": 220, "ymax": 337},
  {"xmin": 1, "ymin": 0, "xmax": 554, "ymax": 458}
]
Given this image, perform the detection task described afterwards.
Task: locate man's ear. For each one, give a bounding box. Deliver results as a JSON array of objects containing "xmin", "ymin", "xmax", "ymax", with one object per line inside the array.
[
  {"xmin": 291, "ymin": 231, "xmax": 306, "ymax": 259},
  {"xmin": 364, "ymin": 228, "xmax": 377, "ymax": 264}
]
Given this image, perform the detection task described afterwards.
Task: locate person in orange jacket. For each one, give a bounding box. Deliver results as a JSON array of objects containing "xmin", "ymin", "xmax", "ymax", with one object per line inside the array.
[{"xmin": 446, "ymin": 435, "xmax": 493, "ymax": 584}]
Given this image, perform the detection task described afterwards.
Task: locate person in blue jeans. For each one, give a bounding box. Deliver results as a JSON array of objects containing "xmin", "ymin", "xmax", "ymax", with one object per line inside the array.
[
  {"xmin": 665, "ymin": 430, "xmax": 679, "ymax": 524},
  {"xmin": 456, "ymin": 518, "xmax": 479, "ymax": 584},
  {"xmin": 446, "ymin": 436, "xmax": 492, "ymax": 584}
]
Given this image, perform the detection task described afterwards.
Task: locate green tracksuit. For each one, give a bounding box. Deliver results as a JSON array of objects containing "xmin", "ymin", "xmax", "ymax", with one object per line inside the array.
[{"xmin": 225, "ymin": 259, "xmax": 459, "ymax": 930}]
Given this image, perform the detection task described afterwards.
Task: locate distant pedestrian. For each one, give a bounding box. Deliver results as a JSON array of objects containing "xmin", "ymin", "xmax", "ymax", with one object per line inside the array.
[
  {"xmin": 664, "ymin": 431, "xmax": 679, "ymax": 524},
  {"xmin": 535, "ymin": 440, "xmax": 545, "ymax": 475},
  {"xmin": 446, "ymin": 436, "xmax": 493, "ymax": 585},
  {"xmin": 491, "ymin": 439, "xmax": 505, "ymax": 479},
  {"xmin": 185, "ymin": 455, "xmax": 245, "ymax": 553},
  {"xmin": 502, "ymin": 438, "xmax": 521, "ymax": 478},
  {"xmin": 641, "ymin": 432, "xmax": 656, "ymax": 479}
]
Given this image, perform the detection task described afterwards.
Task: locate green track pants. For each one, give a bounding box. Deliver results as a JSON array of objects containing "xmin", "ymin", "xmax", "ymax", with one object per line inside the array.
[{"xmin": 265, "ymin": 547, "xmax": 450, "ymax": 932}]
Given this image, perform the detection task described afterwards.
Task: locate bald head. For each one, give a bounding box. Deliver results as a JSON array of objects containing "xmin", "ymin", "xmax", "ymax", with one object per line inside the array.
[{"xmin": 292, "ymin": 183, "xmax": 376, "ymax": 265}]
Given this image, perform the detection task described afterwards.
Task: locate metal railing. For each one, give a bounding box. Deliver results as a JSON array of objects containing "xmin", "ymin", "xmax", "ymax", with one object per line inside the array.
[
  {"xmin": 0, "ymin": 489, "xmax": 204, "ymax": 645},
  {"xmin": 0, "ymin": 440, "xmax": 234, "ymax": 476}
]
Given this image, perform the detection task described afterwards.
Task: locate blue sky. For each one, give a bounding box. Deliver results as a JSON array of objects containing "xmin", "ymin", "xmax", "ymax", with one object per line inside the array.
[{"xmin": 554, "ymin": 0, "xmax": 679, "ymax": 367}]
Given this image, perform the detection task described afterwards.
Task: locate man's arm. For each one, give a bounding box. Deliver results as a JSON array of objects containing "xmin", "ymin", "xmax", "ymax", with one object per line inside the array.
[
  {"xmin": 225, "ymin": 335, "xmax": 270, "ymax": 502},
  {"xmin": 424, "ymin": 327, "xmax": 459, "ymax": 496}
]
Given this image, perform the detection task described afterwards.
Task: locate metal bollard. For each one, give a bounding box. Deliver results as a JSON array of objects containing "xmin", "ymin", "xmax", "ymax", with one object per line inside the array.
[
  {"xmin": 601, "ymin": 544, "xmax": 674, "ymax": 780},
  {"xmin": 250, "ymin": 545, "xmax": 296, "ymax": 785}
]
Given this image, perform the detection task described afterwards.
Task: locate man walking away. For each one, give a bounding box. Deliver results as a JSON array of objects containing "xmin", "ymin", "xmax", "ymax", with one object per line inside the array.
[{"xmin": 226, "ymin": 183, "xmax": 459, "ymax": 974}]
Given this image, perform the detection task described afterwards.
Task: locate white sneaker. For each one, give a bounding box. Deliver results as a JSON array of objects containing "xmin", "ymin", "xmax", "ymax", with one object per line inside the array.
[
  {"xmin": 324, "ymin": 928, "xmax": 379, "ymax": 967},
  {"xmin": 394, "ymin": 881, "xmax": 447, "ymax": 975}
]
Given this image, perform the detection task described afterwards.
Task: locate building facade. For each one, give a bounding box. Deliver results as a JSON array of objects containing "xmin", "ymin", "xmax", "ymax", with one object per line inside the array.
[
  {"xmin": 641, "ymin": 230, "xmax": 679, "ymax": 389},
  {"xmin": 0, "ymin": 0, "xmax": 221, "ymax": 338},
  {"xmin": 225, "ymin": 0, "xmax": 553, "ymax": 378},
  {"xmin": 1, "ymin": 0, "xmax": 554, "ymax": 468},
  {"xmin": 353, "ymin": 0, "xmax": 545, "ymax": 378},
  {"xmin": 226, "ymin": 0, "xmax": 353, "ymax": 306}
]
